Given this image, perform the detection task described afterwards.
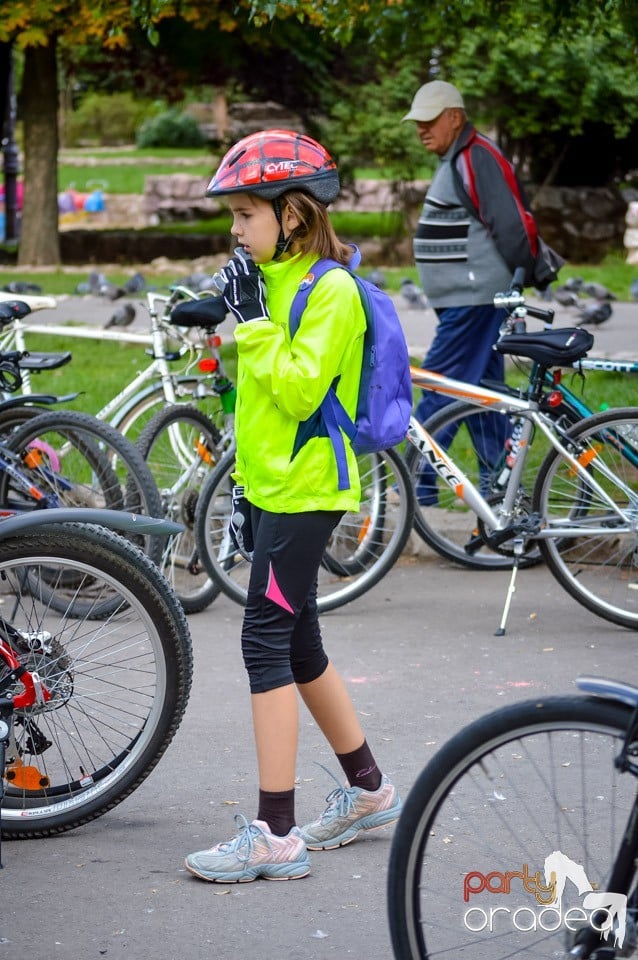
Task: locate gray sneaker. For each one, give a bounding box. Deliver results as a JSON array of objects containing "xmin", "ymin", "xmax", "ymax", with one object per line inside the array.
[
  {"xmin": 299, "ymin": 770, "xmax": 402, "ymax": 850},
  {"xmin": 185, "ymin": 815, "xmax": 310, "ymax": 883}
]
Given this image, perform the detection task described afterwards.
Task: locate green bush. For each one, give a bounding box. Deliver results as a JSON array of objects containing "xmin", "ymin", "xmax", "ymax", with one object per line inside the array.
[
  {"xmin": 65, "ymin": 92, "xmax": 149, "ymax": 147},
  {"xmin": 136, "ymin": 109, "xmax": 206, "ymax": 149}
]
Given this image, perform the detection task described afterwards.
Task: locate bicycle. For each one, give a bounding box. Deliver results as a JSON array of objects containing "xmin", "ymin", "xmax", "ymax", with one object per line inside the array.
[
  {"xmin": 0, "ymin": 286, "xmax": 236, "ymax": 445},
  {"xmin": 387, "ymin": 674, "xmax": 638, "ymax": 960},
  {"xmin": 405, "ymin": 281, "xmax": 638, "ymax": 571},
  {"xmin": 194, "ymin": 444, "xmax": 415, "ymax": 613},
  {"xmin": 131, "ymin": 296, "xmax": 238, "ymax": 612},
  {"xmin": 0, "ymin": 507, "xmax": 192, "ymax": 852}
]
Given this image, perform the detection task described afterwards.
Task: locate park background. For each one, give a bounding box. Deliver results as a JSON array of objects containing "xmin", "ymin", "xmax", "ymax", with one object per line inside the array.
[{"xmin": 0, "ymin": 0, "xmax": 637, "ymax": 297}]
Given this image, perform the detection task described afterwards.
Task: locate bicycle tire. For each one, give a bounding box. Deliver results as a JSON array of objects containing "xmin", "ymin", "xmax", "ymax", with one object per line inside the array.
[
  {"xmin": 196, "ymin": 446, "xmax": 415, "ymax": 613},
  {"xmin": 387, "ymin": 694, "xmax": 636, "ymax": 960},
  {"xmin": 2, "ymin": 410, "xmax": 164, "ymax": 566},
  {"xmin": 0, "ymin": 523, "xmax": 193, "ymax": 838},
  {"xmin": 112, "ymin": 376, "xmax": 227, "ymax": 445},
  {"xmin": 404, "ymin": 400, "xmax": 570, "ymax": 569},
  {"xmin": 533, "ymin": 406, "xmax": 638, "ymax": 630},
  {"xmin": 136, "ymin": 405, "xmax": 222, "ymax": 614}
]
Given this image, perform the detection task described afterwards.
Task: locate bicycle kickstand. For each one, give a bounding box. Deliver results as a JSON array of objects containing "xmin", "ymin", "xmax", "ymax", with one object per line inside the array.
[{"xmin": 494, "ymin": 536, "xmax": 525, "ymax": 637}]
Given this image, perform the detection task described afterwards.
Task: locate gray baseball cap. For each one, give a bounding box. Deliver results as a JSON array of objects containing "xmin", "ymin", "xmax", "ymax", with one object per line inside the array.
[{"xmin": 402, "ymin": 80, "xmax": 465, "ymax": 122}]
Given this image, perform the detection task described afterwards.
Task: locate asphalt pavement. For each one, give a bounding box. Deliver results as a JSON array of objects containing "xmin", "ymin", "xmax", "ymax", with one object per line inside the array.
[
  {"xmin": 3, "ymin": 559, "xmax": 636, "ymax": 960},
  {"xmin": 1, "ymin": 285, "xmax": 637, "ymax": 960}
]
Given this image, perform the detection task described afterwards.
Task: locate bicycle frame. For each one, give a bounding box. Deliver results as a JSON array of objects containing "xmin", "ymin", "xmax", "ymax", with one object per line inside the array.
[{"xmin": 408, "ymin": 365, "xmax": 632, "ymax": 540}]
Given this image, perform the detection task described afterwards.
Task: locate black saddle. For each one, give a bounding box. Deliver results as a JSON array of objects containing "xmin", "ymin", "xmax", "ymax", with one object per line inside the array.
[
  {"xmin": 169, "ymin": 296, "xmax": 228, "ymax": 330},
  {"xmin": 0, "ymin": 299, "xmax": 31, "ymax": 325},
  {"xmin": 495, "ymin": 327, "xmax": 593, "ymax": 366}
]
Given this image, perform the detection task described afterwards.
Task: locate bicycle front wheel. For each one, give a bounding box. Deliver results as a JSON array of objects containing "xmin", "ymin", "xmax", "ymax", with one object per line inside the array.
[
  {"xmin": 2, "ymin": 410, "xmax": 163, "ymax": 564},
  {"xmin": 136, "ymin": 405, "xmax": 222, "ymax": 614},
  {"xmin": 196, "ymin": 447, "xmax": 415, "ymax": 613},
  {"xmin": 388, "ymin": 695, "xmax": 636, "ymax": 960},
  {"xmin": 405, "ymin": 401, "xmax": 544, "ymax": 570},
  {"xmin": 0, "ymin": 524, "xmax": 193, "ymax": 838},
  {"xmin": 534, "ymin": 407, "xmax": 638, "ymax": 630}
]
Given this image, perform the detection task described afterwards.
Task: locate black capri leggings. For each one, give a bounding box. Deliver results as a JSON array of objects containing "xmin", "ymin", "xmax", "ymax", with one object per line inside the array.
[{"xmin": 240, "ymin": 507, "xmax": 343, "ymax": 694}]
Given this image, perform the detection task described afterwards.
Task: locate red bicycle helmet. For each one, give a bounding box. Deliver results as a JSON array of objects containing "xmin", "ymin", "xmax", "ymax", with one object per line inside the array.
[{"xmin": 206, "ymin": 129, "xmax": 340, "ymax": 204}]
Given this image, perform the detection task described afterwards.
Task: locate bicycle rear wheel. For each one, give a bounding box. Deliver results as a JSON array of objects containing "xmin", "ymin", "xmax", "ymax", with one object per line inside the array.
[
  {"xmin": 405, "ymin": 401, "xmax": 547, "ymax": 570},
  {"xmin": 387, "ymin": 695, "xmax": 636, "ymax": 960},
  {"xmin": 534, "ymin": 407, "xmax": 638, "ymax": 630},
  {"xmin": 196, "ymin": 447, "xmax": 415, "ymax": 613},
  {"xmin": 136, "ymin": 405, "xmax": 222, "ymax": 614},
  {"xmin": 0, "ymin": 524, "xmax": 193, "ymax": 838}
]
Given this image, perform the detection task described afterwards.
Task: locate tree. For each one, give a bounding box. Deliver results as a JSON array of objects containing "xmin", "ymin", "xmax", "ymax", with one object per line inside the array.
[{"xmin": 1, "ymin": 0, "xmax": 325, "ymax": 265}]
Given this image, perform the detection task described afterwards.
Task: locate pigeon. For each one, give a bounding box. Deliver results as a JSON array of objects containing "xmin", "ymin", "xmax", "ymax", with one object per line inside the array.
[
  {"xmin": 631, "ymin": 278, "xmax": 638, "ymax": 301},
  {"xmin": 123, "ymin": 272, "xmax": 147, "ymax": 294},
  {"xmin": 582, "ymin": 281, "xmax": 617, "ymax": 301},
  {"xmin": 562, "ymin": 276, "xmax": 583, "ymax": 292},
  {"xmin": 87, "ymin": 270, "xmax": 109, "ymax": 293},
  {"xmin": 553, "ymin": 288, "xmax": 579, "ymax": 308},
  {"xmin": 1, "ymin": 281, "xmax": 42, "ymax": 294},
  {"xmin": 104, "ymin": 302, "xmax": 136, "ymax": 329},
  {"xmin": 400, "ymin": 277, "xmax": 428, "ymax": 309},
  {"xmin": 576, "ymin": 300, "xmax": 613, "ymax": 326},
  {"xmin": 366, "ymin": 269, "xmax": 387, "ymax": 289}
]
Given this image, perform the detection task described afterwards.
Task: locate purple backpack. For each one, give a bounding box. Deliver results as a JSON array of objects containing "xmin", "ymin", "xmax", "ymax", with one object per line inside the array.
[{"xmin": 289, "ymin": 258, "xmax": 413, "ymax": 491}]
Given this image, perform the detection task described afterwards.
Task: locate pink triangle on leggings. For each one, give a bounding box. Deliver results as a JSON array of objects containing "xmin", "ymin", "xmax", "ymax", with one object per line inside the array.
[{"xmin": 265, "ymin": 563, "xmax": 294, "ymax": 613}]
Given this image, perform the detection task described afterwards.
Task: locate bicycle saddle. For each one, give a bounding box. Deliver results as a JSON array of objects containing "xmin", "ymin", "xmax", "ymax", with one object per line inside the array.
[
  {"xmin": 169, "ymin": 296, "xmax": 228, "ymax": 330},
  {"xmin": 495, "ymin": 327, "xmax": 594, "ymax": 366},
  {"xmin": 0, "ymin": 299, "xmax": 31, "ymax": 325}
]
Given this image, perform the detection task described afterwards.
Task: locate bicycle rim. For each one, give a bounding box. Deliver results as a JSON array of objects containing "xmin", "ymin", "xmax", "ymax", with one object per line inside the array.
[
  {"xmin": 387, "ymin": 695, "xmax": 637, "ymax": 960},
  {"xmin": 196, "ymin": 447, "xmax": 415, "ymax": 613},
  {"xmin": 534, "ymin": 408, "xmax": 638, "ymax": 629},
  {"xmin": 0, "ymin": 525, "xmax": 192, "ymax": 838},
  {"xmin": 136, "ymin": 405, "xmax": 222, "ymax": 614},
  {"xmin": 406, "ymin": 401, "xmax": 543, "ymax": 570}
]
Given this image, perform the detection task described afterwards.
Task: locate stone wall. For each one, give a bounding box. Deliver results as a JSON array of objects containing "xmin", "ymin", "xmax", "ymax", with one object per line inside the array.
[
  {"xmin": 528, "ymin": 185, "xmax": 627, "ymax": 263},
  {"xmin": 141, "ymin": 175, "xmax": 630, "ymax": 264},
  {"xmin": 625, "ymin": 200, "xmax": 638, "ymax": 265}
]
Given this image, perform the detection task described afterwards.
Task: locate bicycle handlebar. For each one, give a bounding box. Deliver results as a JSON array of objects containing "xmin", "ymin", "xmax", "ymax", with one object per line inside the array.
[{"xmin": 494, "ymin": 269, "xmax": 555, "ymax": 325}]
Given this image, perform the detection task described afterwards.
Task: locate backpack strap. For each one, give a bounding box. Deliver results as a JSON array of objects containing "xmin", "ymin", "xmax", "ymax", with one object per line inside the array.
[{"xmin": 289, "ymin": 258, "xmax": 357, "ymax": 491}]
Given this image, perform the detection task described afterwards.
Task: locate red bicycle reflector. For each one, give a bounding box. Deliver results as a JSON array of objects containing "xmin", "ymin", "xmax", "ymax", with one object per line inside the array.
[
  {"xmin": 548, "ymin": 390, "xmax": 563, "ymax": 407},
  {"xmin": 198, "ymin": 358, "xmax": 219, "ymax": 373},
  {"xmin": 208, "ymin": 335, "xmax": 222, "ymax": 348}
]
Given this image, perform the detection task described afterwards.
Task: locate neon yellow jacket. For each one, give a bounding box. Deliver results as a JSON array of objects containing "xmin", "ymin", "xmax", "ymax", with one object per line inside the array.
[{"xmin": 233, "ymin": 251, "xmax": 365, "ymax": 513}]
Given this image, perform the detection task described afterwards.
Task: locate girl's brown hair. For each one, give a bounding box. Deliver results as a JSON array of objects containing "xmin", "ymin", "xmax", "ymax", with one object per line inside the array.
[{"xmin": 282, "ymin": 191, "xmax": 353, "ymax": 265}]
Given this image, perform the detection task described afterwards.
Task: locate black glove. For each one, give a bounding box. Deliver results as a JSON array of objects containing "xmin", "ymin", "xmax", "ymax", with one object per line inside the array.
[
  {"xmin": 229, "ymin": 485, "xmax": 254, "ymax": 561},
  {"xmin": 213, "ymin": 248, "xmax": 269, "ymax": 324}
]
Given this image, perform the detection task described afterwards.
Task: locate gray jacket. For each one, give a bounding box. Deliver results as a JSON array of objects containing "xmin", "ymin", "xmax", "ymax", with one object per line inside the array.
[{"xmin": 413, "ymin": 122, "xmax": 539, "ymax": 308}]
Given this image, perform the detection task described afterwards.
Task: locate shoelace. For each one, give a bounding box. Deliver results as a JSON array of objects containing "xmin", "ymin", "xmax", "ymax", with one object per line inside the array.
[
  {"xmin": 213, "ymin": 814, "xmax": 273, "ymax": 865},
  {"xmin": 315, "ymin": 763, "xmax": 357, "ymax": 823}
]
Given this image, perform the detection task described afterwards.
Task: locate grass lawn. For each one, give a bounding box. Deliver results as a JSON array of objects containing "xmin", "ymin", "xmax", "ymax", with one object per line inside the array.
[{"xmin": 15, "ymin": 331, "xmax": 636, "ymax": 420}]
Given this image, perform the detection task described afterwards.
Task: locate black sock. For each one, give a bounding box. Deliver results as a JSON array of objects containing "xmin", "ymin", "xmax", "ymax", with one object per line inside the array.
[
  {"xmin": 336, "ymin": 740, "xmax": 382, "ymax": 792},
  {"xmin": 257, "ymin": 788, "xmax": 296, "ymax": 837}
]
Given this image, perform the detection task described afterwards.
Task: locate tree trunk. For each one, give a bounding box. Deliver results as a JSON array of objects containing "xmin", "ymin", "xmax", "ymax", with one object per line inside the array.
[{"xmin": 18, "ymin": 38, "xmax": 60, "ymax": 266}]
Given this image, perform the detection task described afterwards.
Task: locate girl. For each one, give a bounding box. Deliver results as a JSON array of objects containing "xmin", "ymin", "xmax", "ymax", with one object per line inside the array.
[{"xmin": 185, "ymin": 130, "xmax": 401, "ymax": 883}]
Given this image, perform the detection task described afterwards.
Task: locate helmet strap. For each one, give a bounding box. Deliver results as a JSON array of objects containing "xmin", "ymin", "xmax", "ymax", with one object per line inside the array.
[{"xmin": 272, "ymin": 197, "xmax": 297, "ymax": 260}]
